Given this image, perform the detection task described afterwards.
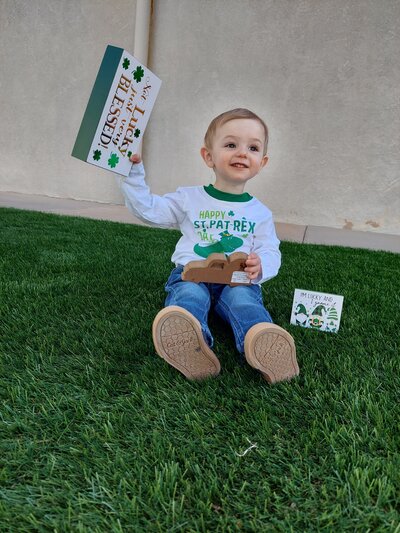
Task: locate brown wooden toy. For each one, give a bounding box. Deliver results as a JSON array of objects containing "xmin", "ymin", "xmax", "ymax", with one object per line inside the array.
[{"xmin": 181, "ymin": 252, "xmax": 250, "ymax": 286}]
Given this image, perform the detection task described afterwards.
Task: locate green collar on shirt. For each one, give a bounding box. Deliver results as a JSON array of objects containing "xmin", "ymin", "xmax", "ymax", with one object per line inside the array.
[{"xmin": 204, "ymin": 184, "xmax": 253, "ymax": 202}]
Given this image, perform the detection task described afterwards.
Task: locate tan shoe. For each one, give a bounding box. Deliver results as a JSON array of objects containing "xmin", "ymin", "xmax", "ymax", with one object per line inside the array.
[
  {"xmin": 152, "ymin": 306, "xmax": 221, "ymax": 380},
  {"xmin": 244, "ymin": 323, "xmax": 299, "ymax": 383}
]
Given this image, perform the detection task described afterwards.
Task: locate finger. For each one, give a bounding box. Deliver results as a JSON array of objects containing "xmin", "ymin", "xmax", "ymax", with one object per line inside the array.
[
  {"xmin": 247, "ymin": 252, "xmax": 260, "ymax": 260},
  {"xmin": 246, "ymin": 259, "xmax": 260, "ymax": 268},
  {"xmin": 246, "ymin": 263, "xmax": 261, "ymax": 273}
]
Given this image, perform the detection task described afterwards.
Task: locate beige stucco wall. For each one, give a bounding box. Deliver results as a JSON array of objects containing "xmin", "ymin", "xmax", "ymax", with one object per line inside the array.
[
  {"xmin": 0, "ymin": 0, "xmax": 136, "ymax": 204},
  {"xmin": 144, "ymin": 0, "xmax": 400, "ymax": 235},
  {"xmin": 1, "ymin": 0, "xmax": 399, "ymax": 235}
]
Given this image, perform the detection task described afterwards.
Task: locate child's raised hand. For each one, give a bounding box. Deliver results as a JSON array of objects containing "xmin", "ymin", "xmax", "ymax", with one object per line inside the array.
[
  {"xmin": 129, "ymin": 153, "xmax": 142, "ymax": 164},
  {"xmin": 245, "ymin": 253, "xmax": 262, "ymax": 280}
]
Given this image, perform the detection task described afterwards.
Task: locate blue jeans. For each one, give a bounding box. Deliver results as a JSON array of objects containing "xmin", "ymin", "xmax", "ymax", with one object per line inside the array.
[{"xmin": 164, "ymin": 266, "xmax": 273, "ymax": 354}]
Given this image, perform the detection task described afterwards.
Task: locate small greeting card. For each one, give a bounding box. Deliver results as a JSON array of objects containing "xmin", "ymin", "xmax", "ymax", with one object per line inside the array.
[
  {"xmin": 290, "ymin": 289, "xmax": 344, "ymax": 333},
  {"xmin": 72, "ymin": 45, "xmax": 162, "ymax": 176}
]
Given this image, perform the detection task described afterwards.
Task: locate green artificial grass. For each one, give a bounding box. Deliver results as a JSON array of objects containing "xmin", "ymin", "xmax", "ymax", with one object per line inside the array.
[{"xmin": 0, "ymin": 207, "xmax": 399, "ymax": 532}]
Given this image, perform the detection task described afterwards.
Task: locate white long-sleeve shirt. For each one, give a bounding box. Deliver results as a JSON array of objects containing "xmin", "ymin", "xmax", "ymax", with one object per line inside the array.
[{"xmin": 120, "ymin": 163, "xmax": 281, "ymax": 284}]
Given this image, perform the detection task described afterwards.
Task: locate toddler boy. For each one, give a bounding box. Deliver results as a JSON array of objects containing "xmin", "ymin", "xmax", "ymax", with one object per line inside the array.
[{"xmin": 120, "ymin": 108, "xmax": 299, "ymax": 383}]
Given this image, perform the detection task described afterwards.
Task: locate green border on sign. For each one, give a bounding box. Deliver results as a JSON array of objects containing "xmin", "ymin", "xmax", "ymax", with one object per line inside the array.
[{"xmin": 72, "ymin": 46, "xmax": 123, "ymax": 161}]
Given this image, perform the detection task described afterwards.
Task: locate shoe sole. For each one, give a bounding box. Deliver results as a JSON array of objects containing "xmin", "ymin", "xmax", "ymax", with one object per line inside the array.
[
  {"xmin": 244, "ymin": 323, "xmax": 299, "ymax": 383},
  {"xmin": 152, "ymin": 306, "xmax": 221, "ymax": 380}
]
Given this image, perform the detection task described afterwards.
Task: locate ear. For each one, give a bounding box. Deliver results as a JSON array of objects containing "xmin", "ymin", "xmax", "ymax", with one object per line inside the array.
[
  {"xmin": 260, "ymin": 155, "xmax": 269, "ymax": 169},
  {"xmin": 200, "ymin": 146, "xmax": 214, "ymax": 168}
]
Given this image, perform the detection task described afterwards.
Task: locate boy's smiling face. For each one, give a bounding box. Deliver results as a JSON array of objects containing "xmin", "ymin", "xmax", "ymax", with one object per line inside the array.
[{"xmin": 201, "ymin": 118, "xmax": 268, "ymax": 194}]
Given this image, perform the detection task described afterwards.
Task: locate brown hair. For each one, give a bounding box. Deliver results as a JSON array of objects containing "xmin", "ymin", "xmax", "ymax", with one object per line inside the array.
[{"xmin": 204, "ymin": 108, "xmax": 269, "ymax": 155}]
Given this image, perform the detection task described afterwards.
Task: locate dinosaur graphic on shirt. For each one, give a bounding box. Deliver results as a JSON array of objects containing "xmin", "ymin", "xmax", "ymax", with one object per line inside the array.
[{"xmin": 194, "ymin": 232, "xmax": 244, "ymax": 258}]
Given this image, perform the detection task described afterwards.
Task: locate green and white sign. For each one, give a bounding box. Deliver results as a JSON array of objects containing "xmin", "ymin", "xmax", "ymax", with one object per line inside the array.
[
  {"xmin": 72, "ymin": 45, "xmax": 162, "ymax": 176},
  {"xmin": 290, "ymin": 289, "xmax": 344, "ymax": 333}
]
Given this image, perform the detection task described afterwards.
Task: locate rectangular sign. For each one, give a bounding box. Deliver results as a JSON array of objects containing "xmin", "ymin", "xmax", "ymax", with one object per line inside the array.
[
  {"xmin": 290, "ymin": 289, "xmax": 344, "ymax": 333},
  {"xmin": 72, "ymin": 45, "xmax": 162, "ymax": 176}
]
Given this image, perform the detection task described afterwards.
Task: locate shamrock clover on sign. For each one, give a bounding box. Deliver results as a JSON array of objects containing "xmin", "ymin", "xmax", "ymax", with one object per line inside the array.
[
  {"xmin": 108, "ymin": 153, "xmax": 119, "ymax": 168},
  {"xmin": 228, "ymin": 211, "xmax": 235, "ymax": 217},
  {"xmin": 122, "ymin": 58, "xmax": 130, "ymax": 70},
  {"xmin": 127, "ymin": 151, "xmax": 132, "ymax": 158},
  {"xmin": 93, "ymin": 149, "xmax": 102, "ymax": 161},
  {"xmin": 133, "ymin": 66, "xmax": 145, "ymax": 83},
  {"xmin": 134, "ymin": 129, "xmax": 141, "ymax": 138}
]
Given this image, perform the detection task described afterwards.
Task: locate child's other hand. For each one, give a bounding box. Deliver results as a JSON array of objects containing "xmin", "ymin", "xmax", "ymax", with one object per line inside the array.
[
  {"xmin": 129, "ymin": 153, "xmax": 142, "ymax": 164},
  {"xmin": 245, "ymin": 253, "xmax": 262, "ymax": 280}
]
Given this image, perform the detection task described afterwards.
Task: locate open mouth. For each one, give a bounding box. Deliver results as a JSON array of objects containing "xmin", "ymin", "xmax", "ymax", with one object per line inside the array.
[{"xmin": 231, "ymin": 163, "xmax": 248, "ymax": 168}]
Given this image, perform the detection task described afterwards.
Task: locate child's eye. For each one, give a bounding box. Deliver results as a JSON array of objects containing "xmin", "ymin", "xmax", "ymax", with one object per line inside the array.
[
  {"xmin": 249, "ymin": 145, "xmax": 259, "ymax": 152},
  {"xmin": 225, "ymin": 143, "xmax": 236, "ymax": 149}
]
